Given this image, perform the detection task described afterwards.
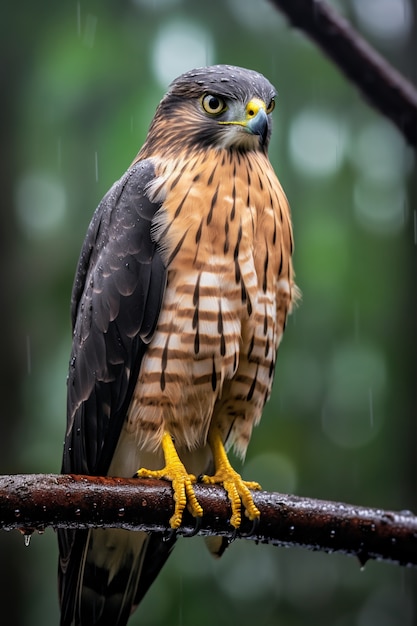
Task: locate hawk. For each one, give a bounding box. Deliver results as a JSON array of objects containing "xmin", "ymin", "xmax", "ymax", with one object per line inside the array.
[{"xmin": 58, "ymin": 64, "xmax": 297, "ymax": 626}]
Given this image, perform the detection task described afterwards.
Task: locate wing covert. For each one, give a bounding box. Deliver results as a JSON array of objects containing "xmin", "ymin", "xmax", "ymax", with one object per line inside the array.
[{"xmin": 63, "ymin": 159, "xmax": 166, "ymax": 476}]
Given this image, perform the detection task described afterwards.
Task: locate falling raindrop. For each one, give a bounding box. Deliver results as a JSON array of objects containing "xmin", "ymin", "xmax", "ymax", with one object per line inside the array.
[
  {"xmin": 369, "ymin": 388, "xmax": 374, "ymax": 427},
  {"xmin": 95, "ymin": 151, "xmax": 99, "ymax": 182},
  {"xmin": 83, "ymin": 14, "xmax": 98, "ymax": 48},
  {"xmin": 57, "ymin": 137, "xmax": 62, "ymax": 171},
  {"xmin": 76, "ymin": 1, "xmax": 81, "ymax": 37},
  {"xmin": 414, "ymin": 210, "xmax": 417, "ymax": 245},
  {"xmin": 353, "ymin": 302, "xmax": 360, "ymax": 342},
  {"xmin": 26, "ymin": 335, "xmax": 32, "ymax": 375}
]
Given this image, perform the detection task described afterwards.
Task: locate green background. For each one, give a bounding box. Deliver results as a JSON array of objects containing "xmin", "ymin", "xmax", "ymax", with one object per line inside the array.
[{"xmin": 0, "ymin": 0, "xmax": 416, "ymax": 624}]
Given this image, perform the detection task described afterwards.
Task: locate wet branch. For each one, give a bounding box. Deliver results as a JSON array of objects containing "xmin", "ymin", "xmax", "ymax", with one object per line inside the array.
[
  {"xmin": 0, "ymin": 474, "xmax": 416, "ymax": 567},
  {"xmin": 268, "ymin": 0, "xmax": 417, "ymax": 147}
]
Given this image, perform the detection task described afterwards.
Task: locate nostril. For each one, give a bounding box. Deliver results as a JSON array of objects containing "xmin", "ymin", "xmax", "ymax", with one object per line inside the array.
[{"xmin": 248, "ymin": 109, "xmax": 255, "ymax": 117}]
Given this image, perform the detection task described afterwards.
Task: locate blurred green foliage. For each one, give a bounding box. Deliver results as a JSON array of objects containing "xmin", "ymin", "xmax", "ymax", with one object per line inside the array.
[{"xmin": 1, "ymin": 0, "xmax": 416, "ymax": 625}]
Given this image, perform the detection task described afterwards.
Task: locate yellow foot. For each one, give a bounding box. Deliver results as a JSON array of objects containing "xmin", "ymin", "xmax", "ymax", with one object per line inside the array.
[
  {"xmin": 136, "ymin": 432, "xmax": 203, "ymax": 529},
  {"xmin": 201, "ymin": 426, "xmax": 261, "ymax": 528}
]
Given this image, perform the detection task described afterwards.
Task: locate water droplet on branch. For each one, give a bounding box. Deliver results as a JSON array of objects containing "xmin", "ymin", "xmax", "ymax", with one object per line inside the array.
[{"xmin": 357, "ymin": 550, "xmax": 369, "ymax": 570}]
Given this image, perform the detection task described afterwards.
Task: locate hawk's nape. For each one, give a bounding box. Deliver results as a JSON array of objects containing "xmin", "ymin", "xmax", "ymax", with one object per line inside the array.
[{"xmin": 59, "ymin": 64, "xmax": 297, "ymax": 625}]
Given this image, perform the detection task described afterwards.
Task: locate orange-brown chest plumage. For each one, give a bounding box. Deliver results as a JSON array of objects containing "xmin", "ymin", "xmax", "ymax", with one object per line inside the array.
[{"xmin": 126, "ymin": 147, "xmax": 295, "ymax": 463}]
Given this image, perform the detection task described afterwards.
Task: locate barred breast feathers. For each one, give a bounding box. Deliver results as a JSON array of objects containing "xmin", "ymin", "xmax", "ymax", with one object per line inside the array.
[{"xmin": 126, "ymin": 147, "xmax": 298, "ymax": 456}]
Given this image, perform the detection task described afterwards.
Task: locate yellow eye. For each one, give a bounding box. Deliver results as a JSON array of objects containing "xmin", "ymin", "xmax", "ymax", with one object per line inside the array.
[
  {"xmin": 266, "ymin": 98, "xmax": 275, "ymax": 114},
  {"xmin": 201, "ymin": 94, "xmax": 227, "ymax": 115}
]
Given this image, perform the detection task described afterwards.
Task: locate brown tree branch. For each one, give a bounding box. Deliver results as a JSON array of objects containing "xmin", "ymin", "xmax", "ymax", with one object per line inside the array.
[
  {"xmin": 268, "ymin": 0, "xmax": 417, "ymax": 147},
  {"xmin": 1, "ymin": 474, "xmax": 416, "ymax": 568}
]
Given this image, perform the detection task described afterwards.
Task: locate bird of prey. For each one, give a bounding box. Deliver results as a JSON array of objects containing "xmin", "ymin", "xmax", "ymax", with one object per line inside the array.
[{"xmin": 58, "ymin": 64, "xmax": 297, "ymax": 626}]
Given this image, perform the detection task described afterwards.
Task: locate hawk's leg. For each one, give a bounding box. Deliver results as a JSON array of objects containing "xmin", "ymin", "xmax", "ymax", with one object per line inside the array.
[
  {"xmin": 136, "ymin": 432, "xmax": 203, "ymax": 529},
  {"xmin": 201, "ymin": 424, "xmax": 261, "ymax": 528}
]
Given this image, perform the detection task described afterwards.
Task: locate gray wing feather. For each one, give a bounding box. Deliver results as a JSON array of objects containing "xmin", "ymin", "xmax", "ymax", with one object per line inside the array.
[
  {"xmin": 59, "ymin": 159, "xmax": 168, "ymax": 626},
  {"xmin": 63, "ymin": 159, "xmax": 166, "ymax": 476}
]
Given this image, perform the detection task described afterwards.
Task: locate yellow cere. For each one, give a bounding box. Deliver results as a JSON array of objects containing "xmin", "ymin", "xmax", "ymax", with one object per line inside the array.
[{"xmin": 245, "ymin": 97, "xmax": 267, "ymax": 119}]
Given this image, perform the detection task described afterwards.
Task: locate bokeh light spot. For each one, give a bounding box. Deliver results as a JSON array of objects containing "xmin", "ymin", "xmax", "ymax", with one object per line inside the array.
[
  {"xmin": 226, "ymin": 0, "xmax": 284, "ymax": 31},
  {"xmin": 353, "ymin": 178, "xmax": 407, "ymax": 236},
  {"xmin": 350, "ymin": 119, "xmax": 411, "ymax": 184},
  {"xmin": 244, "ymin": 452, "xmax": 297, "ymax": 493},
  {"xmin": 132, "ymin": 0, "xmax": 181, "ymax": 9},
  {"xmin": 351, "ymin": 0, "xmax": 412, "ymax": 43},
  {"xmin": 285, "ymin": 552, "xmax": 341, "ymax": 609},
  {"xmin": 217, "ymin": 542, "xmax": 280, "ymax": 600},
  {"xmin": 15, "ymin": 172, "xmax": 67, "ymax": 238},
  {"xmin": 152, "ymin": 21, "xmax": 214, "ymax": 88},
  {"xmin": 289, "ymin": 109, "xmax": 348, "ymax": 178}
]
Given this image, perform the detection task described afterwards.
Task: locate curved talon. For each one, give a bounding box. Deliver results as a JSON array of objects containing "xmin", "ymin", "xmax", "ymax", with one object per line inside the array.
[
  {"xmin": 163, "ymin": 528, "xmax": 177, "ymax": 543},
  {"xmin": 240, "ymin": 515, "xmax": 260, "ymax": 538},
  {"xmin": 181, "ymin": 515, "xmax": 202, "ymax": 538}
]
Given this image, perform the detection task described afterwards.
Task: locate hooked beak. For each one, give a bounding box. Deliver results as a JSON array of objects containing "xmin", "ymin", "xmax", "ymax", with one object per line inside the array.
[{"xmin": 245, "ymin": 106, "xmax": 269, "ymax": 145}]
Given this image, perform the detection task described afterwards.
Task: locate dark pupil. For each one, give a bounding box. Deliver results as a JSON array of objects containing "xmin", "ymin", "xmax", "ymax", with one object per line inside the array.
[{"xmin": 208, "ymin": 96, "xmax": 220, "ymax": 110}]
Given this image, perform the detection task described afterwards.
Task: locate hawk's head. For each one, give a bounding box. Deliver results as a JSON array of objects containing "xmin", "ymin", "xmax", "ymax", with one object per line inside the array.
[{"xmin": 143, "ymin": 65, "xmax": 276, "ymax": 155}]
